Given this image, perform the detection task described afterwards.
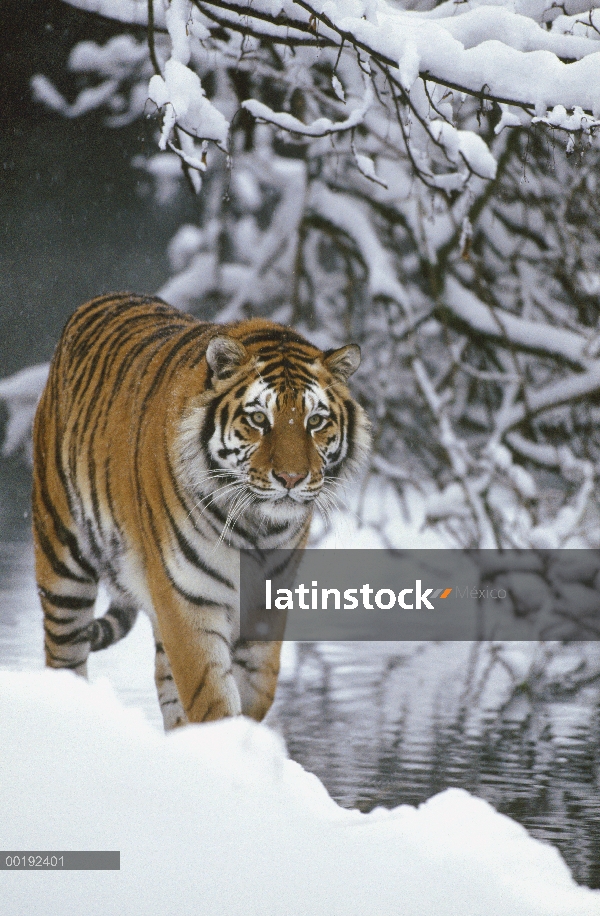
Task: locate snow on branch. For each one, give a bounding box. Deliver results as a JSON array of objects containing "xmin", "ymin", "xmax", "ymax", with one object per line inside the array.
[
  {"xmin": 62, "ymin": 0, "xmax": 600, "ymax": 119},
  {"xmin": 33, "ymin": 0, "xmax": 600, "ymax": 548},
  {"xmin": 429, "ymin": 121, "xmax": 497, "ymax": 180},
  {"xmin": 310, "ymin": 183, "xmax": 410, "ymax": 310},
  {"xmin": 242, "ymin": 79, "xmax": 372, "ymax": 138},
  {"xmin": 149, "ymin": 59, "xmax": 229, "ymax": 147},
  {"xmin": 291, "ymin": 0, "xmax": 600, "ymax": 116},
  {"xmin": 443, "ymin": 277, "xmax": 591, "ymax": 365},
  {"xmin": 196, "ymin": 0, "xmax": 330, "ymax": 45}
]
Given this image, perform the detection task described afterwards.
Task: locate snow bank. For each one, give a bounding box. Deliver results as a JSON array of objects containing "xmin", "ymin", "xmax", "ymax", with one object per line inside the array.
[{"xmin": 1, "ymin": 670, "xmax": 598, "ymax": 916}]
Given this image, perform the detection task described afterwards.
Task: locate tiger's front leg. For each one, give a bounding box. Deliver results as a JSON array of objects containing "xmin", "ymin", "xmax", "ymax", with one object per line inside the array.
[
  {"xmin": 153, "ymin": 638, "xmax": 188, "ymax": 731},
  {"xmin": 231, "ymin": 640, "xmax": 283, "ymax": 722},
  {"xmin": 150, "ymin": 589, "xmax": 242, "ymax": 726}
]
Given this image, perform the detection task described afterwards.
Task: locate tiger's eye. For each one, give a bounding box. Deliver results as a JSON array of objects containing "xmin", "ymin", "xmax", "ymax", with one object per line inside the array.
[
  {"xmin": 307, "ymin": 414, "xmax": 324, "ymax": 428},
  {"xmin": 251, "ymin": 411, "xmax": 267, "ymax": 426}
]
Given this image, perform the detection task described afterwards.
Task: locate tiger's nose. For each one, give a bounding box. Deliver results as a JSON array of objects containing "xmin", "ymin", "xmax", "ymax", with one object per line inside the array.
[{"xmin": 274, "ymin": 471, "xmax": 306, "ymax": 490}]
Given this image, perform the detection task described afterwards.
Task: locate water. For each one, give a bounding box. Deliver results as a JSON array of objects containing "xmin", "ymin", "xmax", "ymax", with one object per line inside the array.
[{"xmin": 270, "ymin": 642, "xmax": 600, "ymax": 888}]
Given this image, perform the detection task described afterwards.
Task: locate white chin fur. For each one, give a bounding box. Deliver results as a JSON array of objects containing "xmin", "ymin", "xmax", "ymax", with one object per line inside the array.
[{"xmin": 254, "ymin": 494, "xmax": 312, "ymax": 522}]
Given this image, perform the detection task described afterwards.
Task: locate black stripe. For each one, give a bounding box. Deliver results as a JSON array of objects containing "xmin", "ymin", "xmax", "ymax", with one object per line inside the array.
[
  {"xmin": 163, "ymin": 499, "xmax": 235, "ymax": 589},
  {"xmin": 144, "ymin": 495, "xmax": 234, "ymax": 610},
  {"xmin": 44, "ymin": 622, "xmax": 91, "ymax": 645},
  {"xmin": 70, "ymin": 325, "xmax": 116, "ymax": 403},
  {"xmin": 258, "ymin": 363, "xmax": 316, "ymax": 386},
  {"xmin": 200, "ymin": 393, "xmax": 225, "ymax": 465},
  {"xmin": 45, "ymin": 644, "xmax": 86, "ymax": 668},
  {"xmin": 38, "ymin": 485, "xmax": 98, "ymax": 582},
  {"xmin": 132, "ymin": 325, "xmax": 211, "ymax": 514},
  {"xmin": 343, "ymin": 399, "xmax": 356, "ymax": 463},
  {"xmin": 87, "ymin": 450, "xmax": 104, "ymax": 540},
  {"xmin": 202, "ymin": 628, "xmax": 231, "ymax": 648},
  {"xmin": 199, "ymin": 496, "xmax": 255, "ymax": 545},
  {"xmin": 252, "ymin": 345, "xmax": 316, "ymax": 362},
  {"xmin": 187, "ymin": 661, "xmax": 218, "ymax": 713},
  {"xmin": 65, "ymin": 294, "xmax": 134, "ymax": 351},
  {"xmin": 104, "ymin": 456, "xmax": 124, "ymax": 540},
  {"xmin": 171, "ymin": 577, "xmax": 233, "ymax": 610},
  {"xmin": 107, "ymin": 605, "xmax": 136, "ymax": 633},
  {"xmin": 232, "ymin": 657, "xmax": 260, "ymax": 673},
  {"xmin": 73, "ymin": 310, "xmax": 168, "ymax": 413},
  {"xmin": 34, "ymin": 519, "xmax": 92, "ymax": 584},
  {"xmin": 270, "ymin": 551, "xmax": 300, "ymax": 578},
  {"xmin": 89, "ymin": 617, "xmax": 115, "ymax": 650},
  {"xmin": 201, "ymin": 700, "xmax": 224, "ymax": 722},
  {"xmin": 220, "ymin": 402, "xmax": 230, "ymax": 438},
  {"xmin": 43, "ymin": 609, "xmax": 78, "ymax": 626},
  {"xmin": 50, "ymin": 401, "xmax": 79, "ymax": 517},
  {"xmin": 39, "ymin": 586, "xmax": 96, "ymax": 610},
  {"xmin": 106, "ymin": 322, "xmax": 186, "ymax": 408},
  {"xmin": 137, "ymin": 324, "xmax": 209, "ymax": 417},
  {"xmin": 265, "ymin": 520, "xmax": 291, "ymax": 536},
  {"xmin": 164, "ymin": 451, "xmax": 206, "ymax": 531},
  {"xmin": 73, "ymin": 317, "xmax": 144, "ymax": 407},
  {"xmin": 240, "ymin": 330, "xmax": 310, "ymax": 347}
]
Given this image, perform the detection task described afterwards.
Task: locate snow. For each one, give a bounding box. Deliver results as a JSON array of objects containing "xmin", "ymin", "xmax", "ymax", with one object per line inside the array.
[
  {"xmin": 242, "ymin": 80, "xmax": 372, "ymax": 137},
  {"xmin": 332, "ymin": 74, "xmax": 346, "ymax": 102},
  {"xmin": 430, "ymin": 120, "xmax": 497, "ymax": 179},
  {"xmin": 1, "ymin": 668, "xmax": 599, "ymax": 916},
  {"xmin": 309, "ymin": 183, "xmax": 410, "ymax": 309},
  {"xmin": 214, "ymin": 0, "xmax": 600, "ymax": 114},
  {"xmin": 148, "ymin": 59, "xmax": 229, "ymax": 148},
  {"xmin": 31, "ymin": 75, "xmax": 120, "ymax": 120},
  {"xmin": 398, "ymin": 39, "xmax": 420, "ymax": 92},
  {"xmin": 146, "ymin": 0, "xmax": 229, "ymax": 154},
  {"xmin": 60, "ymin": 0, "xmax": 600, "ymax": 127},
  {"xmin": 533, "ymin": 104, "xmax": 600, "ymax": 133},
  {"xmin": 68, "ymin": 35, "xmax": 149, "ymax": 76},
  {"xmin": 165, "ymin": 0, "xmax": 194, "ymax": 66},
  {"xmin": 444, "ymin": 276, "xmax": 591, "ymax": 364},
  {"xmin": 0, "ymin": 364, "xmax": 49, "ymax": 462}
]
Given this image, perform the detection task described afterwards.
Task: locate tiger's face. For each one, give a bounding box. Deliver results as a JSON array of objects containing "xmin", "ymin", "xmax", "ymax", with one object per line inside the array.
[{"xmin": 188, "ymin": 324, "xmax": 370, "ymax": 523}]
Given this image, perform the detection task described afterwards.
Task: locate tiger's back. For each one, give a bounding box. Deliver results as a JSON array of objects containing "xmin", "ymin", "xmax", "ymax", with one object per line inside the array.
[{"xmin": 33, "ymin": 293, "xmax": 369, "ymax": 728}]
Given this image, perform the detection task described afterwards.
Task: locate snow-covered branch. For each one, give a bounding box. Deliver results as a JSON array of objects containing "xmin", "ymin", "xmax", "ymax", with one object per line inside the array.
[
  {"xmin": 242, "ymin": 79, "xmax": 372, "ymax": 138},
  {"xmin": 20, "ymin": 0, "xmax": 600, "ymax": 547}
]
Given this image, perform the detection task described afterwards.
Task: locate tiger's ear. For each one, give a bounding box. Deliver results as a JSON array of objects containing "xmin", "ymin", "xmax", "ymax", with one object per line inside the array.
[
  {"xmin": 323, "ymin": 344, "xmax": 361, "ymax": 382},
  {"xmin": 206, "ymin": 337, "xmax": 248, "ymax": 380}
]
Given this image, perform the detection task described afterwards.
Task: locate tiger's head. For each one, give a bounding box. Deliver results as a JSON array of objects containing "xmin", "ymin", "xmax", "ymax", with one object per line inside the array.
[{"xmin": 183, "ymin": 320, "xmax": 370, "ymax": 524}]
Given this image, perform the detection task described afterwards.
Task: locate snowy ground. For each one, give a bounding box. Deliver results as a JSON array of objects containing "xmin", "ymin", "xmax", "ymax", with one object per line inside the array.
[{"xmin": 2, "ymin": 668, "xmax": 600, "ymax": 916}]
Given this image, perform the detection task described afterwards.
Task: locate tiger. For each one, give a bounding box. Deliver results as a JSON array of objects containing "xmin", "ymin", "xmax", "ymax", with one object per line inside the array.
[{"xmin": 32, "ymin": 293, "xmax": 370, "ymax": 729}]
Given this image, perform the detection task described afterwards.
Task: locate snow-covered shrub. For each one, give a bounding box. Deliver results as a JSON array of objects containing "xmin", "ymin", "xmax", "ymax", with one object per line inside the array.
[{"xmin": 12, "ymin": 0, "xmax": 600, "ymax": 546}]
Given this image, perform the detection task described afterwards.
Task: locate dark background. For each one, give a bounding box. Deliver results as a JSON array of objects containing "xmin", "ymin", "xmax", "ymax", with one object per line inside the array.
[
  {"xmin": 0, "ymin": 0, "xmax": 196, "ymax": 538},
  {"xmin": 0, "ymin": 0, "xmax": 199, "ymax": 374}
]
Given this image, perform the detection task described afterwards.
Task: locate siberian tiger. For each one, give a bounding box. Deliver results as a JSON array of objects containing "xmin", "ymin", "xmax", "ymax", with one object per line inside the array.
[{"xmin": 32, "ymin": 293, "xmax": 370, "ymax": 729}]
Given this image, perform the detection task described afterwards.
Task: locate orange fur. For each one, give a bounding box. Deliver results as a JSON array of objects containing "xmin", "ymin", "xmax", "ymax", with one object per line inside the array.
[{"xmin": 33, "ymin": 293, "xmax": 370, "ymax": 728}]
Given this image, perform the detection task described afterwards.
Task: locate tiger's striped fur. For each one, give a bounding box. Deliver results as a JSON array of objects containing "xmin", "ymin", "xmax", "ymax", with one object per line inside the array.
[{"xmin": 32, "ymin": 293, "xmax": 370, "ymax": 728}]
